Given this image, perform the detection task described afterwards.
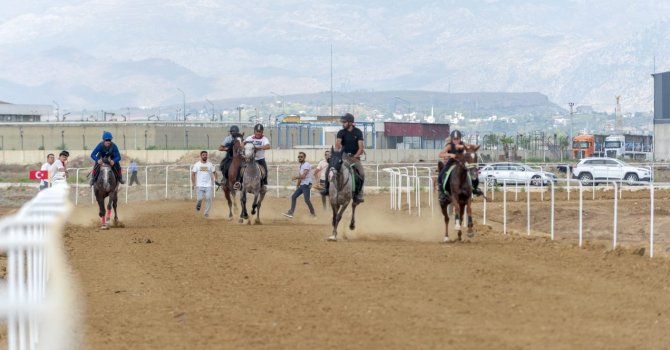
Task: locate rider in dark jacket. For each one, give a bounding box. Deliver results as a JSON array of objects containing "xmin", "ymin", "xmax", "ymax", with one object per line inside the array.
[
  {"xmin": 90, "ymin": 131, "xmax": 124, "ymax": 185},
  {"xmin": 437, "ymin": 129, "xmax": 483, "ymax": 199},
  {"xmin": 218, "ymin": 125, "xmax": 244, "ymax": 189}
]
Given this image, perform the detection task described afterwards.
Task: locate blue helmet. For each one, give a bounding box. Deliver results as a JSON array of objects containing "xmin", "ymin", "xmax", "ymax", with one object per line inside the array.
[{"xmin": 102, "ymin": 131, "xmax": 113, "ymax": 140}]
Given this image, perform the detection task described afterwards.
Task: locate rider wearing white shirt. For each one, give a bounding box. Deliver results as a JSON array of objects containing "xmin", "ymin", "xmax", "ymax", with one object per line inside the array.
[
  {"xmin": 191, "ymin": 151, "xmax": 216, "ymax": 217},
  {"xmin": 40, "ymin": 153, "xmax": 55, "ymax": 190},
  {"xmin": 243, "ymin": 124, "xmax": 271, "ymax": 186}
]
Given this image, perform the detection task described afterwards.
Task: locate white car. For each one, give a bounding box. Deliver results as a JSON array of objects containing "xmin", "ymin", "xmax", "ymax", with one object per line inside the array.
[
  {"xmin": 478, "ymin": 162, "xmax": 557, "ymax": 186},
  {"xmin": 571, "ymin": 157, "xmax": 651, "ymax": 185}
]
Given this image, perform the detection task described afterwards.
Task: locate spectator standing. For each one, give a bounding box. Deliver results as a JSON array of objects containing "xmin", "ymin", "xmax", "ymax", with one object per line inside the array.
[
  {"xmin": 40, "ymin": 153, "xmax": 55, "ymax": 190},
  {"xmin": 312, "ymin": 150, "xmax": 331, "ymax": 210},
  {"xmin": 128, "ymin": 160, "xmax": 139, "ymax": 186},
  {"xmin": 50, "ymin": 151, "xmax": 69, "ymax": 185}
]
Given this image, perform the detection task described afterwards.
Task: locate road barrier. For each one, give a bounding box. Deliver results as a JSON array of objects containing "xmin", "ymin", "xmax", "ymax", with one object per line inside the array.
[{"xmin": 0, "ymin": 183, "xmax": 77, "ymax": 350}]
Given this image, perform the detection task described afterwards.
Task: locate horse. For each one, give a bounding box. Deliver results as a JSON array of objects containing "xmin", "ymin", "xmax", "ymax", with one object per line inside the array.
[
  {"xmin": 436, "ymin": 144, "xmax": 480, "ymax": 242},
  {"xmin": 94, "ymin": 158, "xmax": 119, "ymax": 229},
  {"xmin": 219, "ymin": 134, "xmax": 244, "ymax": 220},
  {"xmin": 239, "ymin": 142, "xmax": 267, "ymax": 224},
  {"xmin": 327, "ymin": 148, "xmax": 360, "ymax": 242}
]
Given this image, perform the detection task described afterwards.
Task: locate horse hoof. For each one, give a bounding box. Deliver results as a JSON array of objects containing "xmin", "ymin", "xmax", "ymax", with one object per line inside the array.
[
  {"xmin": 467, "ymin": 232, "xmax": 474, "ymax": 238},
  {"xmin": 328, "ymin": 235, "xmax": 337, "ymax": 242},
  {"xmin": 101, "ymin": 225, "xmax": 109, "ymax": 230},
  {"xmin": 454, "ymin": 224, "xmax": 462, "ymax": 231},
  {"xmin": 238, "ymin": 219, "xmax": 244, "ymax": 224},
  {"xmin": 349, "ymin": 224, "xmax": 355, "ymax": 230},
  {"xmin": 443, "ymin": 236, "xmax": 450, "ymax": 243},
  {"xmin": 251, "ymin": 209, "xmax": 256, "ymax": 215}
]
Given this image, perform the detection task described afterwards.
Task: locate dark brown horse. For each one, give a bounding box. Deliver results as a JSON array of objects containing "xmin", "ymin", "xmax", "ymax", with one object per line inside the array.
[
  {"xmin": 221, "ymin": 134, "xmax": 244, "ymax": 220},
  {"xmin": 437, "ymin": 144, "xmax": 480, "ymax": 242}
]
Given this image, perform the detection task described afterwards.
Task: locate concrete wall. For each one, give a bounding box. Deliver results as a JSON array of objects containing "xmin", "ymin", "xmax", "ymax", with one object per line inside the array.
[
  {"xmin": 0, "ymin": 148, "xmax": 441, "ymax": 165},
  {"xmin": 654, "ymin": 123, "xmax": 670, "ymax": 161}
]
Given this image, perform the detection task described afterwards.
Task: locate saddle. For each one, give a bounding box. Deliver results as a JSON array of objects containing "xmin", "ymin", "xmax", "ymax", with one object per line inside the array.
[{"xmin": 440, "ymin": 163, "xmax": 473, "ymax": 195}]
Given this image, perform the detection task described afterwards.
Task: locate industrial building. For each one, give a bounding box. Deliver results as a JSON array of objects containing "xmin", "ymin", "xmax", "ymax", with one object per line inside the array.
[
  {"xmin": 0, "ymin": 101, "xmax": 52, "ymax": 122},
  {"xmin": 653, "ymin": 71, "xmax": 670, "ymax": 161}
]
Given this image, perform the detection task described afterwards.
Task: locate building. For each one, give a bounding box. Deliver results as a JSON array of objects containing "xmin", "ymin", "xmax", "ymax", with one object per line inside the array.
[
  {"xmin": 0, "ymin": 101, "xmax": 52, "ymax": 122},
  {"xmin": 383, "ymin": 122, "xmax": 450, "ymax": 149},
  {"xmin": 652, "ymin": 71, "xmax": 670, "ymax": 161}
]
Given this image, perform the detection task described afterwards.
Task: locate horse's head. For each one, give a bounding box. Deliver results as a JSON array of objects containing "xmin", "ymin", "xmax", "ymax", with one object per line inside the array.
[
  {"xmin": 328, "ymin": 147, "xmax": 345, "ymax": 173},
  {"xmin": 463, "ymin": 144, "xmax": 481, "ymax": 178},
  {"xmin": 232, "ymin": 135, "xmax": 245, "ymax": 158},
  {"xmin": 243, "ymin": 141, "xmax": 256, "ymax": 162}
]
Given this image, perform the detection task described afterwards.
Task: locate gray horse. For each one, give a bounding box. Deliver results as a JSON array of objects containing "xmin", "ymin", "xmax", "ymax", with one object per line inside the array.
[
  {"xmin": 327, "ymin": 149, "xmax": 359, "ymax": 241},
  {"xmin": 239, "ymin": 142, "xmax": 267, "ymax": 224},
  {"xmin": 94, "ymin": 160, "xmax": 119, "ymax": 229}
]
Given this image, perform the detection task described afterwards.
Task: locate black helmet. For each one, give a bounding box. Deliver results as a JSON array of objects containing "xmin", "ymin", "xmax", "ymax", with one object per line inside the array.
[
  {"xmin": 340, "ymin": 113, "xmax": 355, "ymax": 123},
  {"xmin": 254, "ymin": 123, "xmax": 264, "ymax": 132},
  {"xmin": 59, "ymin": 150, "xmax": 69, "ymax": 157},
  {"xmin": 229, "ymin": 125, "xmax": 239, "ymax": 134},
  {"xmin": 450, "ymin": 130, "xmax": 462, "ymax": 139}
]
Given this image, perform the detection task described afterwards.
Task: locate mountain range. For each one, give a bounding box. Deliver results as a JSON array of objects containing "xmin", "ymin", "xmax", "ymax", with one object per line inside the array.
[{"xmin": 1, "ymin": 0, "xmax": 670, "ymax": 113}]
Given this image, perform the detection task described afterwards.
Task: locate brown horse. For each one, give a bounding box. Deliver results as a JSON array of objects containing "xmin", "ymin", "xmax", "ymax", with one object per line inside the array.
[
  {"xmin": 437, "ymin": 144, "xmax": 480, "ymax": 242},
  {"xmin": 221, "ymin": 134, "xmax": 244, "ymax": 220}
]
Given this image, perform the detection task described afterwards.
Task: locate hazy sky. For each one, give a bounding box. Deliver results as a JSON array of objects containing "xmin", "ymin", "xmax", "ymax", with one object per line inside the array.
[{"xmin": 2, "ymin": 1, "xmax": 669, "ymax": 110}]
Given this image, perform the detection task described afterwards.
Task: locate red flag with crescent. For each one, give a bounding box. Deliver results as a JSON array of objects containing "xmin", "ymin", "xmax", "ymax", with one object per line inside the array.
[{"xmin": 29, "ymin": 170, "xmax": 49, "ymax": 180}]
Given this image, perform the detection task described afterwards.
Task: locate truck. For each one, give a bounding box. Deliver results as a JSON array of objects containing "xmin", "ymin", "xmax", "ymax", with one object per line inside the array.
[
  {"xmin": 604, "ymin": 135, "xmax": 625, "ymax": 158},
  {"xmin": 572, "ymin": 134, "xmax": 606, "ymax": 159},
  {"xmin": 603, "ymin": 134, "xmax": 653, "ymax": 160}
]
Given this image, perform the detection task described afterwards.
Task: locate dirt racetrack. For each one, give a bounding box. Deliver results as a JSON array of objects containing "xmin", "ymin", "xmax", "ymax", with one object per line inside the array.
[{"xmin": 63, "ymin": 193, "xmax": 670, "ymax": 349}]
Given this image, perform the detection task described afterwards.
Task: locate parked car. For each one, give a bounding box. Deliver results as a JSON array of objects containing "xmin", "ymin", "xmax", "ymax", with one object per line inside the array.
[
  {"xmin": 571, "ymin": 157, "xmax": 651, "ymax": 185},
  {"xmin": 478, "ymin": 162, "xmax": 557, "ymax": 186}
]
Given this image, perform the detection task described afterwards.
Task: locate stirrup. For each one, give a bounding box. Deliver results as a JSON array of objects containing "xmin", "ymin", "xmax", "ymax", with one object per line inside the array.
[{"xmin": 233, "ymin": 182, "xmax": 241, "ymax": 190}]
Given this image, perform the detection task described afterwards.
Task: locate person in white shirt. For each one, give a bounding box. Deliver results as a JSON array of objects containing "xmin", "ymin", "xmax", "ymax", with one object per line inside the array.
[
  {"xmin": 40, "ymin": 153, "xmax": 55, "ymax": 190},
  {"xmin": 50, "ymin": 151, "xmax": 69, "ymax": 185},
  {"xmin": 243, "ymin": 123, "xmax": 271, "ymax": 186},
  {"xmin": 312, "ymin": 150, "xmax": 331, "ymax": 210},
  {"xmin": 282, "ymin": 152, "xmax": 315, "ymax": 218},
  {"xmin": 191, "ymin": 151, "xmax": 216, "ymax": 217}
]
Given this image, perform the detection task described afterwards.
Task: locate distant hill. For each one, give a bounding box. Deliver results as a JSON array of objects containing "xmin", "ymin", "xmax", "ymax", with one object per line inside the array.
[{"xmin": 209, "ymin": 90, "xmax": 565, "ymax": 117}]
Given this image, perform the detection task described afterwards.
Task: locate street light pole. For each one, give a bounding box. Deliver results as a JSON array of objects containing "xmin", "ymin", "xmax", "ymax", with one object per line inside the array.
[
  {"xmin": 53, "ymin": 100, "xmax": 60, "ymax": 122},
  {"xmin": 177, "ymin": 88, "xmax": 186, "ymax": 122},
  {"xmin": 206, "ymin": 99, "xmax": 215, "ymax": 121},
  {"xmin": 568, "ymin": 102, "xmax": 575, "ymax": 158}
]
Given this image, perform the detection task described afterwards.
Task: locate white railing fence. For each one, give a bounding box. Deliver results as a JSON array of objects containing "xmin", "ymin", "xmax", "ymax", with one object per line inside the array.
[
  {"xmin": 387, "ymin": 171, "xmax": 666, "ymax": 258},
  {"xmin": 0, "ymin": 183, "xmax": 79, "ymax": 350}
]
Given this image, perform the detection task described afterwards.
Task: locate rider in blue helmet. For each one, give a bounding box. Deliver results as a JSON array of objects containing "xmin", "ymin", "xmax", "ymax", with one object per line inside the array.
[
  {"xmin": 437, "ymin": 129, "xmax": 483, "ymax": 200},
  {"xmin": 90, "ymin": 131, "xmax": 124, "ymax": 185}
]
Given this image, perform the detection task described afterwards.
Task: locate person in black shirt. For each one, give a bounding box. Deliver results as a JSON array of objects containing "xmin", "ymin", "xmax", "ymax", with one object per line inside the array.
[{"xmin": 321, "ymin": 113, "xmax": 366, "ymax": 203}]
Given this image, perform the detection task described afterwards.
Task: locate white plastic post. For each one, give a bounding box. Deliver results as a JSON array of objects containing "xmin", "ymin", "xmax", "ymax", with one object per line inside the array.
[
  {"xmin": 650, "ymin": 181, "xmax": 654, "ymax": 258},
  {"xmin": 579, "ymin": 181, "xmax": 583, "ymax": 247}
]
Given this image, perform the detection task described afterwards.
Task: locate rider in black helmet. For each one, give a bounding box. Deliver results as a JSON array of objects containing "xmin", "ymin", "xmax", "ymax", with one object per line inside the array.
[
  {"xmin": 437, "ymin": 129, "xmax": 483, "ymax": 199},
  {"xmin": 218, "ymin": 125, "xmax": 243, "ymax": 188},
  {"xmin": 321, "ymin": 113, "xmax": 366, "ymax": 203}
]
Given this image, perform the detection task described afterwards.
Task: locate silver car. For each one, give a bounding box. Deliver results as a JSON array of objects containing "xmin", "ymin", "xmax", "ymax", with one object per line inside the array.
[{"xmin": 478, "ymin": 162, "xmax": 557, "ymax": 186}]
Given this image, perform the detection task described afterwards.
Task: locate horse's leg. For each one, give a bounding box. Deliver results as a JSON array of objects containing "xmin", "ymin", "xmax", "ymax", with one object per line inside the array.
[
  {"xmin": 254, "ymin": 191, "xmax": 265, "ymax": 225},
  {"xmin": 453, "ymin": 201, "xmax": 462, "ymax": 232},
  {"xmin": 224, "ymin": 188, "xmax": 233, "ymax": 220},
  {"xmin": 239, "ymin": 191, "xmax": 248, "ymax": 224},
  {"xmin": 440, "ymin": 199, "xmax": 450, "ymax": 243},
  {"xmin": 112, "ymin": 191, "xmax": 119, "ymax": 225},
  {"xmin": 96, "ymin": 195, "xmax": 106, "ymax": 228},
  {"xmin": 329, "ymin": 203, "xmax": 348, "ymax": 241},
  {"xmin": 349, "ymin": 202, "xmax": 357, "ymax": 230}
]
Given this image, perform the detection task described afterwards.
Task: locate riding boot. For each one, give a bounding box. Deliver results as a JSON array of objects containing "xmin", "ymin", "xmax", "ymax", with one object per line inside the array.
[
  {"xmin": 320, "ymin": 179, "xmax": 329, "ymax": 196},
  {"xmin": 118, "ymin": 174, "xmax": 125, "ymax": 184},
  {"xmin": 472, "ymin": 178, "xmax": 483, "ymax": 196},
  {"xmin": 354, "ymin": 180, "xmax": 365, "ymax": 203}
]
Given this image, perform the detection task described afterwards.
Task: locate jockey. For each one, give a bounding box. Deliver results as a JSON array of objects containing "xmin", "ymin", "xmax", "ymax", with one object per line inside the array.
[
  {"xmin": 321, "ymin": 113, "xmax": 365, "ymax": 203},
  {"xmin": 218, "ymin": 125, "xmax": 243, "ymax": 188},
  {"xmin": 437, "ymin": 129, "xmax": 483, "ymax": 197},
  {"xmin": 90, "ymin": 131, "xmax": 123, "ymax": 185},
  {"xmin": 243, "ymin": 123, "xmax": 271, "ymax": 186}
]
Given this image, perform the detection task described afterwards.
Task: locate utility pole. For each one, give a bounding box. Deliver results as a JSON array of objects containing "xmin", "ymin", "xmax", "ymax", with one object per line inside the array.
[
  {"xmin": 236, "ymin": 106, "xmax": 244, "ymax": 123},
  {"xmin": 568, "ymin": 102, "xmax": 575, "ymax": 158},
  {"xmin": 330, "ymin": 44, "xmax": 334, "ymax": 117}
]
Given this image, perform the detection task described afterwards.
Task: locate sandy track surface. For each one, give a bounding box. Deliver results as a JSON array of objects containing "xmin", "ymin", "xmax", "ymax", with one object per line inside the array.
[{"xmin": 64, "ymin": 194, "xmax": 670, "ymax": 349}]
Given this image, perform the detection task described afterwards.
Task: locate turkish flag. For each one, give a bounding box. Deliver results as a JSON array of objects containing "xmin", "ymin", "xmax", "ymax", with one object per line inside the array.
[{"xmin": 29, "ymin": 170, "xmax": 49, "ymax": 180}]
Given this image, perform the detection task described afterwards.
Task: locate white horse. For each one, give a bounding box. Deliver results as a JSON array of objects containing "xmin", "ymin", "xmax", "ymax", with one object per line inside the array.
[{"xmin": 239, "ymin": 142, "xmax": 267, "ymax": 224}]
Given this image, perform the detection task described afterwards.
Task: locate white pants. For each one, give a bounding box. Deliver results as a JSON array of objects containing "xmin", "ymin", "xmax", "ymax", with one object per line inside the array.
[{"xmin": 196, "ymin": 186, "xmax": 213, "ymax": 215}]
